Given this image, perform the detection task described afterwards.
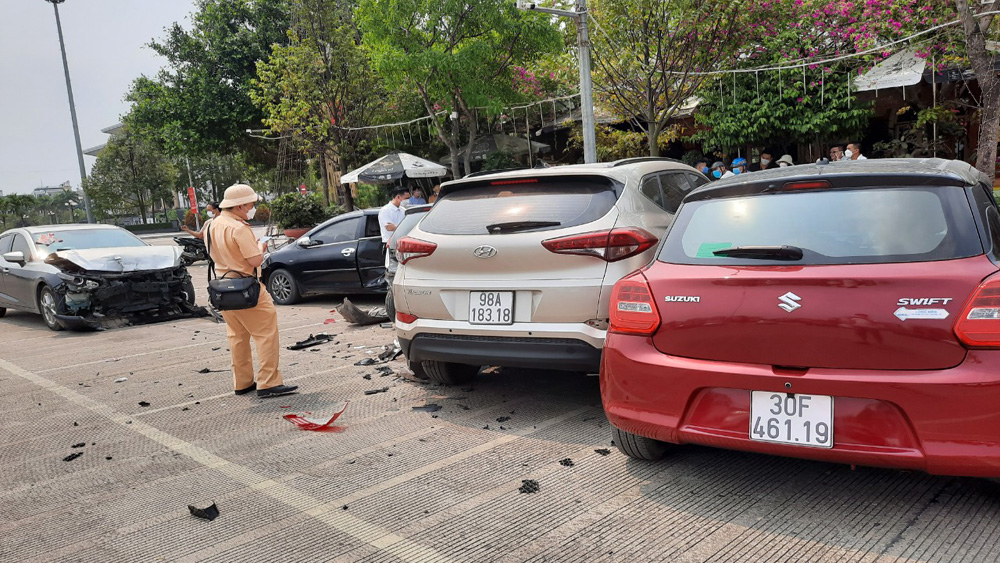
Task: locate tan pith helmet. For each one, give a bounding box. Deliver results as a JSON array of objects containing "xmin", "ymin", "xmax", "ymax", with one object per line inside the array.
[{"xmin": 220, "ymin": 184, "xmax": 259, "ymax": 208}]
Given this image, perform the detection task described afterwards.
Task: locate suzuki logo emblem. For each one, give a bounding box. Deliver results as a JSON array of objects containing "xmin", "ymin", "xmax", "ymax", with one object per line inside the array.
[
  {"xmin": 778, "ymin": 292, "xmax": 802, "ymax": 312},
  {"xmin": 473, "ymin": 245, "xmax": 498, "ymax": 259}
]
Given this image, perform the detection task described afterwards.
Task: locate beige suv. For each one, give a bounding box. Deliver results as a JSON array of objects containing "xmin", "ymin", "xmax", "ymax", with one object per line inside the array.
[{"xmin": 393, "ymin": 158, "xmax": 708, "ymax": 384}]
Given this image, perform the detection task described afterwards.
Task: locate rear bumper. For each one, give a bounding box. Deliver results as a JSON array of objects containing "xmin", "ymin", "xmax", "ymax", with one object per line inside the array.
[
  {"xmin": 397, "ymin": 319, "xmax": 604, "ymax": 372},
  {"xmin": 601, "ymin": 333, "xmax": 1000, "ymax": 478}
]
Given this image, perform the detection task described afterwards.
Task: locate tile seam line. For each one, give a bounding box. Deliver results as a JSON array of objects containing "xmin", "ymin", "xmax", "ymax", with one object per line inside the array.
[{"xmin": 0, "ymin": 355, "xmax": 452, "ymax": 563}]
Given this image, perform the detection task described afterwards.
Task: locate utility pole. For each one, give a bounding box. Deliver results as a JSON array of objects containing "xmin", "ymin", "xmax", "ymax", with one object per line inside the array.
[
  {"xmin": 46, "ymin": 0, "xmax": 94, "ymax": 223},
  {"xmin": 516, "ymin": 0, "xmax": 597, "ymax": 163}
]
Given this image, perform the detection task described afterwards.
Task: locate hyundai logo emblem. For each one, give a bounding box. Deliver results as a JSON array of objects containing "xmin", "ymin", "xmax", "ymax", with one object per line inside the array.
[{"xmin": 473, "ymin": 245, "xmax": 498, "ymax": 259}]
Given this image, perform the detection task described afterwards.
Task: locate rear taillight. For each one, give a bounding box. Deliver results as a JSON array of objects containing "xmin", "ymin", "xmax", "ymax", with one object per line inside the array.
[
  {"xmin": 396, "ymin": 312, "xmax": 418, "ymax": 324},
  {"xmin": 609, "ymin": 273, "xmax": 660, "ymax": 335},
  {"xmin": 542, "ymin": 228, "xmax": 657, "ymax": 262},
  {"xmin": 395, "ymin": 237, "xmax": 437, "ymax": 264},
  {"xmin": 955, "ymin": 274, "xmax": 1000, "ymax": 348}
]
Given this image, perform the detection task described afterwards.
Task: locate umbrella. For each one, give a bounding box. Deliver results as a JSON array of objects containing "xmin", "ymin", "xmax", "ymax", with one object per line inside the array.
[
  {"xmin": 340, "ymin": 152, "xmax": 447, "ymax": 184},
  {"xmin": 440, "ymin": 134, "xmax": 551, "ymax": 165}
]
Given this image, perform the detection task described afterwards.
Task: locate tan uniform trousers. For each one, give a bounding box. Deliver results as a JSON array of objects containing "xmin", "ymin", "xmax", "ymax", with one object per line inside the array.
[{"xmin": 220, "ymin": 283, "xmax": 283, "ymax": 390}]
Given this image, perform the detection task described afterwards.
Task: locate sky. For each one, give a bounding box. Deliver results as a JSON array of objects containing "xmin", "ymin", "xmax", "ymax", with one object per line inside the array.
[{"xmin": 0, "ymin": 0, "xmax": 197, "ymax": 195}]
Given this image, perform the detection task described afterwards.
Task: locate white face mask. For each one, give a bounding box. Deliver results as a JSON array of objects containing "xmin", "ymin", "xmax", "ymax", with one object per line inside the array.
[
  {"xmin": 844, "ymin": 149, "xmax": 853, "ymax": 159},
  {"xmin": 778, "ymin": 162, "xmax": 789, "ymax": 167},
  {"xmin": 206, "ymin": 210, "xmax": 215, "ymax": 218},
  {"xmin": 760, "ymin": 158, "xmax": 771, "ymax": 166},
  {"xmin": 245, "ymin": 206, "xmax": 256, "ymax": 220}
]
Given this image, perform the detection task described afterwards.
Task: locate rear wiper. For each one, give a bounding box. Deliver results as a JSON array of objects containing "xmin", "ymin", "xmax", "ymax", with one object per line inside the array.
[
  {"xmin": 712, "ymin": 245, "xmax": 804, "ymax": 260},
  {"xmin": 485, "ymin": 221, "xmax": 561, "ymax": 234}
]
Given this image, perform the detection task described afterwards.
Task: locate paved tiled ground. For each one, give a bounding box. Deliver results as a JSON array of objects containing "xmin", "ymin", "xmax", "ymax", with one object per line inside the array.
[{"xmin": 2, "ymin": 261, "xmax": 1000, "ymax": 562}]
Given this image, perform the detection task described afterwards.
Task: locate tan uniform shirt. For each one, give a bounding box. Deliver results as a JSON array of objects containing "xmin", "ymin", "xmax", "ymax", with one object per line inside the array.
[{"xmin": 207, "ymin": 211, "xmax": 261, "ymax": 276}]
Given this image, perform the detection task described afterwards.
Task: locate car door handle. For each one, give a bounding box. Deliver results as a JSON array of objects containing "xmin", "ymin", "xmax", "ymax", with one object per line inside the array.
[
  {"xmin": 1, "ymin": 268, "xmax": 8, "ymax": 274},
  {"xmin": 341, "ymin": 248, "xmax": 355, "ymax": 257}
]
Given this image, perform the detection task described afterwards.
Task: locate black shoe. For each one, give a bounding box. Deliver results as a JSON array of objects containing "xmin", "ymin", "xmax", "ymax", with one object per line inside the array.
[
  {"xmin": 257, "ymin": 384, "xmax": 298, "ymax": 398},
  {"xmin": 234, "ymin": 383, "xmax": 257, "ymax": 396}
]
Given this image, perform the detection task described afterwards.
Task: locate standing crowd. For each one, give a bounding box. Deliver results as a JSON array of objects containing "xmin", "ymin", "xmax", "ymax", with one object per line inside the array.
[{"xmin": 693, "ymin": 142, "xmax": 867, "ymax": 181}]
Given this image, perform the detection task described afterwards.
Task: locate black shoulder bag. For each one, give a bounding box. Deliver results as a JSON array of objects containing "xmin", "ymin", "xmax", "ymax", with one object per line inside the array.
[{"xmin": 204, "ymin": 225, "xmax": 261, "ymax": 311}]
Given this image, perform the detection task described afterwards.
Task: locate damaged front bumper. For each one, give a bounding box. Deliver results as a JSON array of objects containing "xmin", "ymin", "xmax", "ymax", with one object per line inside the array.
[{"xmin": 52, "ymin": 266, "xmax": 206, "ymax": 329}]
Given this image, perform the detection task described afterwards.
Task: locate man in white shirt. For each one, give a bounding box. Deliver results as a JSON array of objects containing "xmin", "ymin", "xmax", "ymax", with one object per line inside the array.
[
  {"xmin": 846, "ymin": 142, "xmax": 867, "ymax": 160},
  {"xmin": 378, "ymin": 188, "xmax": 410, "ymax": 243}
]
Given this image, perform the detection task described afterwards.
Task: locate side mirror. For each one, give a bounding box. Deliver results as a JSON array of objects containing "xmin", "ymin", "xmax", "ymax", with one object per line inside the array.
[
  {"xmin": 296, "ymin": 236, "xmax": 313, "ymax": 247},
  {"xmin": 2, "ymin": 251, "xmax": 26, "ymax": 266}
]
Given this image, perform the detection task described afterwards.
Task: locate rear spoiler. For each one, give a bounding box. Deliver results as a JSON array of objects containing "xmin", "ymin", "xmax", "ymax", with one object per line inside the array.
[{"xmin": 438, "ymin": 174, "xmax": 624, "ymax": 199}]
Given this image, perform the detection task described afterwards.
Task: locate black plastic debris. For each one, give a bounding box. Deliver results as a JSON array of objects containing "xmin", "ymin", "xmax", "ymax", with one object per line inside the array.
[
  {"xmin": 342, "ymin": 505, "xmax": 349, "ymax": 510},
  {"xmin": 71, "ymin": 443, "xmax": 85, "ymax": 448},
  {"xmin": 182, "ymin": 407, "xmax": 190, "ymax": 411},
  {"xmin": 363, "ymin": 374, "xmax": 372, "ymax": 380},
  {"xmin": 364, "ymin": 387, "xmax": 390, "ymax": 395},
  {"xmin": 188, "ymin": 502, "xmax": 220, "ymax": 521},
  {"xmin": 559, "ymin": 458, "xmax": 575, "ymax": 467},
  {"xmin": 336, "ymin": 298, "xmax": 389, "ymax": 325},
  {"xmin": 138, "ymin": 401, "xmax": 150, "ymax": 407},
  {"xmin": 496, "ymin": 416, "xmax": 511, "ymax": 423},
  {"xmin": 105, "ymin": 456, "xmax": 113, "ymax": 460},
  {"xmin": 412, "ymin": 404, "xmax": 442, "ymax": 412},
  {"xmin": 212, "ymin": 347, "xmax": 221, "ymax": 351},
  {"xmin": 457, "ymin": 404, "xmax": 471, "ymax": 411},
  {"xmin": 73, "ymin": 422, "xmax": 79, "ymax": 427},
  {"xmin": 354, "ymin": 358, "xmax": 377, "ymax": 366},
  {"xmin": 377, "ymin": 345, "xmax": 403, "ymax": 362},
  {"xmin": 375, "ymin": 366, "xmax": 393, "ymax": 376},
  {"xmin": 63, "ymin": 452, "xmax": 83, "ymax": 462},
  {"xmin": 519, "ymin": 480, "xmax": 540, "ymax": 494},
  {"xmin": 594, "ymin": 449, "xmax": 611, "ymax": 456},
  {"xmin": 287, "ymin": 333, "xmax": 333, "ymax": 351}
]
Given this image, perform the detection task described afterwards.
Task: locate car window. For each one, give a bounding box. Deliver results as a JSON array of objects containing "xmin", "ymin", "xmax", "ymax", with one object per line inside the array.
[
  {"xmin": 11, "ymin": 234, "xmax": 33, "ymax": 260},
  {"xmin": 421, "ymin": 179, "xmax": 619, "ymax": 236},
  {"xmin": 312, "ymin": 217, "xmax": 361, "ymax": 244},
  {"xmin": 364, "ymin": 215, "xmax": 380, "ymax": 238},
  {"xmin": 687, "ymin": 172, "xmax": 710, "ymax": 189},
  {"xmin": 640, "ymin": 175, "xmax": 665, "ymax": 209},
  {"xmin": 660, "ymin": 172, "xmax": 696, "ymax": 214},
  {"xmin": 31, "ymin": 228, "xmax": 146, "ymax": 252},
  {"xmin": 660, "ymin": 186, "xmax": 983, "ymax": 265},
  {"xmin": 0, "ymin": 234, "xmax": 12, "ymax": 254}
]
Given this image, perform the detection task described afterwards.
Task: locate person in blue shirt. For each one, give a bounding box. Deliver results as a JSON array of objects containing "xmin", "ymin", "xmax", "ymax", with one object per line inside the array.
[{"xmin": 407, "ymin": 188, "xmax": 427, "ymax": 206}]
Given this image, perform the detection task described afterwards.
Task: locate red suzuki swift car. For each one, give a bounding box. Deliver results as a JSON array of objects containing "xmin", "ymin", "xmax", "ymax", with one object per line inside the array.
[{"xmin": 602, "ymin": 158, "xmax": 1000, "ymax": 479}]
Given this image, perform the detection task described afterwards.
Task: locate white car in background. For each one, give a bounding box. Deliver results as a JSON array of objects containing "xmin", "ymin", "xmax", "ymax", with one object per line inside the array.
[{"xmin": 393, "ymin": 158, "xmax": 709, "ymax": 384}]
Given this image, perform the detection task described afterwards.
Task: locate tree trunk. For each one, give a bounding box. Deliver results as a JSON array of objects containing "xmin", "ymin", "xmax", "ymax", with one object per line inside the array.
[
  {"xmin": 318, "ymin": 152, "xmax": 331, "ymax": 208},
  {"xmin": 338, "ymin": 159, "xmax": 355, "ymax": 212},
  {"xmin": 956, "ymin": 0, "xmax": 1000, "ymax": 182},
  {"xmin": 647, "ymin": 123, "xmax": 660, "ymax": 157},
  {"xmin": 458, "ymin": 93, "xmax": 477, "ymax": 177}
]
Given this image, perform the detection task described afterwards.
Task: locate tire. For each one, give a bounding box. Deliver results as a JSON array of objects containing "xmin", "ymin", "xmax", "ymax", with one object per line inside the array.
[
  {"xmin": 182, "ymin": 280, "xmax": 197, "ymax": 305},
  {"xmin": 267, "ymin": 268, "xmax": 300, "ymax": 305},
  {"xmin": 611, "ymin": 425, "xmax": 671, "ymax": 461},
  {"xmin": 385, "ymin": 289, "xmax": 396, "ymax": 320},
  {"xmin": 0, "ymin": 307, "xmax": 6, "ymax": 318},
  {"xmin": 37, "ymin": 286, "xmax": 64, "ymax": 332},
  {"xmin": 421, "ymin": 360, "xmax": 479, "ymax": 385},
  {"xmin": 408, "ymin": 359, "xmax": 428, "ymax": 380}
]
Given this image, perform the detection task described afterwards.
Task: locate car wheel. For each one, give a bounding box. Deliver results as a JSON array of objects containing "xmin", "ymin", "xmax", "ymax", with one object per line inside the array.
[
  {"xmin": 267, "ymin": 269, "xmax": 299, "ymax": 305},
  {"xmin": 0, "ymin": 307, "xmax": 6, "ymax": 318},
  {"xmin": 37, "ymin": 286, "xmax": 64, "ymax": 332},
  {"xmin": 385, "ymin": 290, "xmax": 395, "ymax": 320},
  {"xmin": 421, "ymin": 360, "xmax": 479, "ymax": 385},
  {"xmin": 182, "ymin": 280, "xmax": 197, "ymax": 305},
  {"xmin": 611, "ymin": 426, "xmax": 671, "ymax": 461},
  {"xmin": 408, "ymin": 359, "xmax": 428, "ymax": 380}
]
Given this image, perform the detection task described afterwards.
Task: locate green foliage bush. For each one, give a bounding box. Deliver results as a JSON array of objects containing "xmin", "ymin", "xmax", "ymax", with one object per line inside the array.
[{"xmin": 269, "ymin": 193, "xmax": 330, "ymax": 229}]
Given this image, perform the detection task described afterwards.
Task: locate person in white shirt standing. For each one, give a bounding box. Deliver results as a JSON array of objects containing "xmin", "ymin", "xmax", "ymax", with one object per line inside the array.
[
  {"xmin": 378, "ymin": 187, "xmax": 410, "ymax": 244},
  {"xmin": 846, "ymin": 142, "xmax": 867, "ymax": 160}
]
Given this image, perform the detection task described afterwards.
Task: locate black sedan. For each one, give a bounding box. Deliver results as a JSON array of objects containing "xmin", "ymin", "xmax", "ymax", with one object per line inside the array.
[
  {"xmin": 261, "ymin": 209, "xmax": 387, "ymax": 305},
  {"xmin": 0, "ymin": 225, "xmax": 200, "ymax": 331}
]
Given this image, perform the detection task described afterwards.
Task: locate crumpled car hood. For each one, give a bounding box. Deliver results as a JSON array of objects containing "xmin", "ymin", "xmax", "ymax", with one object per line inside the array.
[{"xmin": 45, "ymin": 246, "xmax": 183, "ymax": 273}]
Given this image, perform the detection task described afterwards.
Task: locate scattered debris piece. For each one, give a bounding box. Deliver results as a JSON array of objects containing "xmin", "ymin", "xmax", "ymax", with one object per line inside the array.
[
  {"xmin": 379, "ymin": 323, "xmax": 394, "ymax": 329},
  {"xmin": 71, "ymin": 442, "xmax": 85, "ymax": 448},
  {"xmin": 336, "ymin": 297, "xmax": 389, "ymax": 325},
  {"xmin": 105, "ymin": 457, "xmax": 113, "ymax": 461},
  {"xmin": 283, "ymin": 402, "xmax": 349, "ymax": 432},
  {"xmin": 457, "ymin": 404, "xmax": 471, "ymax": 411},
  {"xmin": 496, "ymin": 416, "xmax": 511, "ymax": 423},
  {"xmin": 182, "ymin": 407, "xmax": 190, "ymax": 411},
  {"xmin": 363, "ymin": 374, "xmax": 372, "ymax": 380},
  {"xmin": 212, "ymin": 347, "xmax": 221, "ymax": 351},
  {"xmin": 377, "ymin": 345, "xmax": 403, "ymax": 362},
  {"xmin": 309, "ymin": 348, "xmax": 320, "ymax": 352},
  {"xmin": 114, "ymin": 377, "xmax": 128, "ymax": 383},
  {"xmin": 594, "ymin": 449, "xmax": 611, "ymax": 456},
  {"xmin": 342, "ymin": 505, "xmax": 349, "ymax": 510},
  {"xmin": 324, "ymin": 318, "xmax": 337, "ymax": 324},
  {"xmin": 197, "ymin": 368, "xmax": 226, "ymax": 374},
  {"xmin": 63, "ymin": 452, "xmax": 83, "ymax": 462},
  {"xmin": 287, "ymin": 333, "xmax": 333, "ymax": 350},
  {"xmin": 188, "ymin": 502, "xmax": 220, "ymax": 521},
  {"xmin": 73, "ymin": 422, "xmax": 79, "ymax": 426},
  {"xmin": 412, "ymin": 404, "xmax": 442, "ymax": 413},
  {"xmin": 354, "ymin": 358, "xmax": 377, "ymax": 366},
  {"xmin": 519, "ymin": 480, "xmax": 540, "ymax": 494},
  {"xmin": 559, "ymin": 458, "xmax": 575, "ymax": 467},
  {"xmin": 483, "ymin": 425, "xmax": 490, "ymax": 430},
  {"xmin": 138, "ymin": 401, "xmax": 150, "ymax": 407},
  {"xmin": 375, "ymin": 366, "xmax": 393, "ymax": 376},
  {"xmin": 364, "ymin": 387, "xmax": 390, "ymax": 395}
]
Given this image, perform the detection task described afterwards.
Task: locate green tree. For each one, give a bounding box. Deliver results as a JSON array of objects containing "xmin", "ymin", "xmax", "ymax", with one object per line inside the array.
[
  {"xmin": 253, "ymin": 0, "xmax": 390, "ymax": 210},
  {"xmin": 85, "ymin": 132, "xmax": 178, "ymax": 224},
  {"xmin": 955, "ymin": 0, "xmax": 1000, "ymax": 180},
  {"xmin": 357, "ymin": 0, "xmax": 563, "ymax": 177},
  {"xmin": 591, "ymin": 0, "xmax": 745, "ymax": 156},
  {"xmin": 125, "ymin": 0, "xmax": 292, "ymax": 161}
]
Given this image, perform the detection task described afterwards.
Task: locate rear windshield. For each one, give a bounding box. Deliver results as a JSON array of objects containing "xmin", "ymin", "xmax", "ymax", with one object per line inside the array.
[
  {"xmin": 419, "ymin": 180, "xmax": 619, "ymax": 236},
  {"xmin": 659, "ymin": 187, "xmax": 982, "ymax": 265},
  {"xmin": 32, "ymin": 228, "xmax": 147, "ymax": 252}
]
